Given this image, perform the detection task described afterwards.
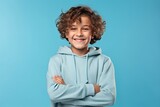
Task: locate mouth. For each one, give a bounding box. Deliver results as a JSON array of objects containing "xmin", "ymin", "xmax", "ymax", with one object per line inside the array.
[{"xmin": 73, "ymin": 38, "xmax": 85, "ymax": 42}]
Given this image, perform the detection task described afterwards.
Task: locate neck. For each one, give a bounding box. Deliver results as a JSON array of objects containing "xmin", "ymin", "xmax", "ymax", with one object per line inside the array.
[{"xmin": 71, "ymin": 47, "xmax": 89, "ymax": 56}]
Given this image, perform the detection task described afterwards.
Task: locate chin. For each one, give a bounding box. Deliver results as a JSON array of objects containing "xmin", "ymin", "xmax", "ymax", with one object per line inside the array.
[{"xmin": 73, "ymin": 45, "xmax": 87, "ymax": 50}]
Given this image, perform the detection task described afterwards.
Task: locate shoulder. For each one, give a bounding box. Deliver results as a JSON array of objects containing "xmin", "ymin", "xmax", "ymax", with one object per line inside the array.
[
  {"xmin": 50, "ymin": 54, "xmax": 61, "ymax": 60},
  {"xmin": 49, "ymin": 54, "xmax": 62, "ymax": 64},
  {"xmin": 97, "ymin": 54, "xmax": 115, "ymax": 71},
  {"xmin": 98, "ymin": 54, "xmax": 112, "ymax": 63}
]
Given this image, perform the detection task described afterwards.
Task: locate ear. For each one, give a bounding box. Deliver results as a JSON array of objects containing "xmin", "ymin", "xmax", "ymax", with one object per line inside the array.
[
  {"xmin": 65, "ymin": 34, "xmax": 69, "ymax": 39},
  {"xmin": 66, "ymin": 36, "xmax": 68, "ymax": 38},
  {"xmin": 92, "ymin": 32, "xmax": 96, "ymax": 39},
  {"xmin": 91, "ymin": 35, "xmax": 94, "ymax": 39}
]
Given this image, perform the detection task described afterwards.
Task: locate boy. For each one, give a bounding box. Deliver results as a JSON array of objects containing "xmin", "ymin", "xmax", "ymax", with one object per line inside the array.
[{"xmin": 47, "ymin": 5, "xmax": 116, "ymax": 107}]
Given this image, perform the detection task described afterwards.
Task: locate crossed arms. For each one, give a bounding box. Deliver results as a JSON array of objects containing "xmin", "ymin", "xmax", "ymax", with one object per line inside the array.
[{"xmin": 53, "ymin": 75, "xmax": 100, "ymax": 94}]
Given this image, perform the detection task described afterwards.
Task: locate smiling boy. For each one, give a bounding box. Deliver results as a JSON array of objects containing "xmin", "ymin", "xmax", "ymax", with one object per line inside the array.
[
  {"xmin": 66, "ymin": 16, "xmax": 92, "ymax": 56},
  {"xmin": 47, "ymin": 6, "xmax": 116, "ymax": 107}
]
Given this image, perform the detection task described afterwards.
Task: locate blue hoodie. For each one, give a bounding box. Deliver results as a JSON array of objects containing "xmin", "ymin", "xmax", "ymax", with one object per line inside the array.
[{"xmin": 47, "ymin": 46, "xmax": 116, "ymax": 107}]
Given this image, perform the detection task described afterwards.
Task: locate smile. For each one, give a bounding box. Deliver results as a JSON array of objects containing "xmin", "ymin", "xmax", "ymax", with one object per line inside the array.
[{"xmin": 73, "ymin": 38, "xmax": 85, "ymax": 42}]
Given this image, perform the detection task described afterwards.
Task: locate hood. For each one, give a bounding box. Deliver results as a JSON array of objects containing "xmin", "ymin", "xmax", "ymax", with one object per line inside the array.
[{"xmin": 57, "ymin": 46, "xmax": 101, "ymax": 56}]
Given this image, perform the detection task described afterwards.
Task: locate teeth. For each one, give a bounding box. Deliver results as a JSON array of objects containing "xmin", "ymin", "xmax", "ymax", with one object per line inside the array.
[
  {"xmin": 74, "ymin": 39, "xmax": 84, "ymax": 40},
  {"xmin": 74, "ymin": 38, "xmax": 84, "ymax": 42}
]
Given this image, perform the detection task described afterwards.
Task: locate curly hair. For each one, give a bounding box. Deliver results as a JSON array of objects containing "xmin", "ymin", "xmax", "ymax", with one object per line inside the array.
[{"xmin": 56, "ymin": 6, "xmax": 106, "ymax": 44}]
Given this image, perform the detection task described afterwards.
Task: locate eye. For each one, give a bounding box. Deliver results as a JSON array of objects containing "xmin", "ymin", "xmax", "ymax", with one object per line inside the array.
[
  {"xmin": 70, "ymin": 27, "xmax": 77, "ymax": 30},
  {"xmin": 82, "ymin": 28, "xmax": 90, "ymax": 31}
]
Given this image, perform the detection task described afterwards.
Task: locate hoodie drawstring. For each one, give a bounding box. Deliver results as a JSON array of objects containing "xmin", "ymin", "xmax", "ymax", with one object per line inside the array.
[
  {"xmin": 85, "ymin": 54, "xmax": 89, "ymax": 84},
  {"xmin": 72, "ymin": 54, "xmax": 78, "ymax": 84}
]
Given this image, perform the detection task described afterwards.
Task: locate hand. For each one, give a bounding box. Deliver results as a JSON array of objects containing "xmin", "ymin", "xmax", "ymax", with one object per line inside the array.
[
  {"xmin": 94, "ymin": 84, "xmax": 100, "ymax": 94},
  {"xmin": 53, "ymin": 75, "xmax": 65, "ymax": 85}
]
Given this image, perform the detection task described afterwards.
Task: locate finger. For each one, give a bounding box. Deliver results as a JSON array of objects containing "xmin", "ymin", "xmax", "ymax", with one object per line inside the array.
[
  {"xmin": 56, "ymin": 78, "xmax": 65, "ymax": 84},
  {"xmin": 55, "ymin": 80, "xmax": 62, "ymax": 84},
  {"xmin": 53, "ymin": 75, "xmax": 60, "ymax": 80},
  {"xmin": 53, "ymin": 75, "xmax": 65, "ymax": 84},
  {"xmin": 53, "ymin": 76, "xmax": 60, "ymax": 83},
  {"xmin": 54, "ymin": 77, "xmax": 63, "ymax": 83},
  {"xmin": 56, "ymin": 78, "xmax": 64, "ymax": 83},
  {"xmin": 55, "ymin": 79, "xmax": 64, "ymax": 84},
  {"xmin": 55, "ymin": 76, "xmax": 63, "ymax": 81}
]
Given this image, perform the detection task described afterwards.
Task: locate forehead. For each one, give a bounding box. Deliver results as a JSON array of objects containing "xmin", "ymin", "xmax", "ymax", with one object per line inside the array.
[{"xmin": 71, "ymin": 16, "xmax": 91, "ymax": 26}]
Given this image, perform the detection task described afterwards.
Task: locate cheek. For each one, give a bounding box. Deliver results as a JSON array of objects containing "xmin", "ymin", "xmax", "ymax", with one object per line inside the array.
[
  {"xmin": 86, "ymin": 36, "xmax": 92, "ymax": 43},
  {"xmin": 67, "ymin": 32, "xmax": 75, "ymax": 38},
  {"xmin": 66, "ymin": 33, "xmax": 72, "ymax": 39}
]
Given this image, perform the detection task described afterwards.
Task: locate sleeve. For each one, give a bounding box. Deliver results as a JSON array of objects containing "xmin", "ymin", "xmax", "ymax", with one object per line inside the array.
[
  {"xmin": 46, "ymin": 56, "xmax": 95, "ymax": 103},
  {"xmin": 61, "ymin": 58, "xmax": 116, "ymax": 106}
]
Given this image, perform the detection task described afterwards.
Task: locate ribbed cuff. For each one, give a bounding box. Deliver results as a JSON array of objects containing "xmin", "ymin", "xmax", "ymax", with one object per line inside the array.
[{"xmin": 85, "ymin": 84, "xmax": 95, "ymax": 96}]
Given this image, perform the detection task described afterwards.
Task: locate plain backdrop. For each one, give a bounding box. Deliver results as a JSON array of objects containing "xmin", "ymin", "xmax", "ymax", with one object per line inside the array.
[{"xmin": 0, "ymin": 0, "xmax": 160, "ymax": 107}]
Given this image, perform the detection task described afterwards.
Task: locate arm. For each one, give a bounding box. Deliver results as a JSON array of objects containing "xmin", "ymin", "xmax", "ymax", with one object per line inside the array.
[
  {"xmin": 47, "ymin": 56, "xmax": 95, "ymax": 103},
  {"xmin": 53, "ymin": 76, "xmax": 100, "ymax": 94},
  {"xmin": 61, "ymin": 58, "xmax": 116, "ymax": 106}
]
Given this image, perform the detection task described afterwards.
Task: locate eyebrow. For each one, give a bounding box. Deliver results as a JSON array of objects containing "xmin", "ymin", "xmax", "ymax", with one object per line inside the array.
[
  {"xmin": 82, "ymin": 25, "xmax": 90, "ymax": 27},
  {"xmin": 70, "ymin": 25, "xmax": 91, "ymax": 27}
]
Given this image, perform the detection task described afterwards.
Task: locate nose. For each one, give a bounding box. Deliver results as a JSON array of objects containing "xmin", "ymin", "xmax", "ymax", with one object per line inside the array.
[{"xmin": 76, "ymin": 29, "xmax": 83, "ymax": 37}]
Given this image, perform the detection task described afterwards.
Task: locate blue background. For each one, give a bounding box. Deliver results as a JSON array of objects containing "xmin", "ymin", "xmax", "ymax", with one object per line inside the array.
[{"xmin": 0, "ymin": 0, "xmax": 160, "ymax": 107}]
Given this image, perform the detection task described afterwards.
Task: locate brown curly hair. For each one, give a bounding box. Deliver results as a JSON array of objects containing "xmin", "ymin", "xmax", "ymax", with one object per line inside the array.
[{"xmin": 56, "ymin": 5, "xmax": 106, "ymax": 44}]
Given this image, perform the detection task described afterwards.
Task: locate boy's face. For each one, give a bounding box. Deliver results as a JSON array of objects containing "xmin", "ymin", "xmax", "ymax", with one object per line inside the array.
[{"xmin": 66, "ymin": 16, "xmax": 93, "ymax": 54}]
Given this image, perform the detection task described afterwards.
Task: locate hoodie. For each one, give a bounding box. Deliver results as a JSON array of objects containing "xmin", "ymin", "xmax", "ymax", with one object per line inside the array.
[{"xmin": 47, "ymin": 46, "xmax": 116, "ymax": 107}]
